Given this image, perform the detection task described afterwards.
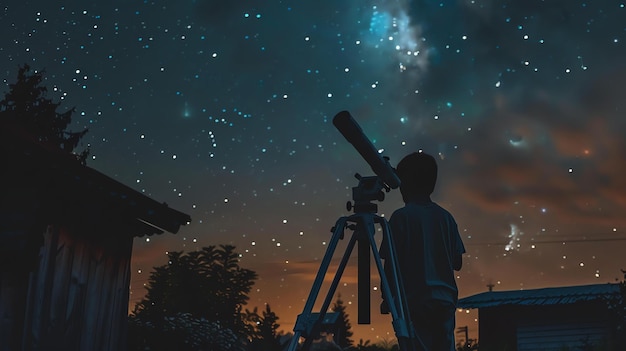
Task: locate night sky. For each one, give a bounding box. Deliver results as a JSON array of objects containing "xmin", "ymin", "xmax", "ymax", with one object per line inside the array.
[{"xmin": 3, "ymin": 0, "xmax": 626, "ymax": 343}]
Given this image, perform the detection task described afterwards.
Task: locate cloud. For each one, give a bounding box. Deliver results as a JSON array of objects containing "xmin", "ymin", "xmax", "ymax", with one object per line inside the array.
[{"xmin": 442, "ymin": 65, "xmax": 626, "ymax": 237}]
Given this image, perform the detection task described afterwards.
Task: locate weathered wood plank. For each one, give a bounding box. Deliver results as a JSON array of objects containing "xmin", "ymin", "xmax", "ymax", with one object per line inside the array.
[
  {"xmin": 518, "ymin": 321, "xmax": 609, "ymax": 351},
  {"xmin": 49, "ymin": 229, "xmax": 72, "ymax": 338},
  {"xmin": 25, "ymin": 225, "xmax": 60, "ymax": 348}
]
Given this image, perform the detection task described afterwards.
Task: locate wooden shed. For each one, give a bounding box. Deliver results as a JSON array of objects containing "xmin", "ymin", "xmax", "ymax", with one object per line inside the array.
[
  {"xmin": 458, "ymin": 283, "xmax": 622, "ymax": 351},
  {"xmin": 0, "ymin": 126, "xmax": 191, "ymax": 350}
]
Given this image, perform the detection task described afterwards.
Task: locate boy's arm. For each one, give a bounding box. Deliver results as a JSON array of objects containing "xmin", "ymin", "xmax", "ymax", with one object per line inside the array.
[{"xmin": 452, "ymin": 220, "xmax": 465, "ymax": 271}]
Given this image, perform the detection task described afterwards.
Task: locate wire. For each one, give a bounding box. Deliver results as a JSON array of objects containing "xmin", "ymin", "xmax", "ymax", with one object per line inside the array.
[{"xmin": 465, "ymin": 237, "xmax": 626, "ymax": 246}]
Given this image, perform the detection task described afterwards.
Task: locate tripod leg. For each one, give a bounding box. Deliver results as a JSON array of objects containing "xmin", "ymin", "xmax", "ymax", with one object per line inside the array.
[
  {"xmin": 370, "ymin": 217, "xmax": 426, "ymax": 351},
  {"xmin": 316, "ymin": 225, "xmax": 359, "ymax": 319},
  {"xmin": 287, "ymin": 217, "xmax": 350, "ymax": 351},
  {"xmin": 301, "ymin": 226, "xmax": 359, "ymax": 351}
]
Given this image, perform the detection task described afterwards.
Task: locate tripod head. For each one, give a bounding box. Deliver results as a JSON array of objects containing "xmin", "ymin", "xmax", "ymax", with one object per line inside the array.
[
  {"xmin": 334, "ymin": 110, "xmax": 400, "ymax": 215},
  {"xmin": 347, "ymin": 173, "xmax": 389, "ymax": 214}
]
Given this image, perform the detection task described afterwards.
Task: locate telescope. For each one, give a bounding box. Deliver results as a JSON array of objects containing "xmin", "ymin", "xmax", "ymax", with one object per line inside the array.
[
  {"xmin": 332, "ymin": 111, "xmax": 401, "ymax": 190},
  {"xmin": 287, "ymin": 111, "xmax": 420, "ymax": 351}
]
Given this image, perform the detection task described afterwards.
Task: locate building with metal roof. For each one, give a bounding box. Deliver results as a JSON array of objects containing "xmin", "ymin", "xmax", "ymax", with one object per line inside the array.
[{"xmin": 458, "ymin": 283, "xmax": 623, "ymax": 351}]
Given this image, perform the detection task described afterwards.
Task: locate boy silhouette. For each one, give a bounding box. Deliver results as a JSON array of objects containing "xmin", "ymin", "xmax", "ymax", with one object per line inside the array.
[{"xmin": 380, "ymin": 151, "xmax": 465, "ymax": 351}]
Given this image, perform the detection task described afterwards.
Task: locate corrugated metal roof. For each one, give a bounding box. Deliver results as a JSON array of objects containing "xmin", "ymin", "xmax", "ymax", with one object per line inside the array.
[{"xmin": 458, "ymin": 283, "xmax": 621, "ymax": 309}]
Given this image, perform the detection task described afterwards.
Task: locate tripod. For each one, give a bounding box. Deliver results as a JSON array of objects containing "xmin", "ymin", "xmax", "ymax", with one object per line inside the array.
[{"xmin": 287, "ymin": 175, "xmax": 423, "ymax": 351}]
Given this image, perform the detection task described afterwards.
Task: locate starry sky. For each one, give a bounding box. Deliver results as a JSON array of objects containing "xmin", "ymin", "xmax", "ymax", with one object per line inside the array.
[{"xmin": 3, "ymin": 0, "xmax": 626, "ymax": 343}]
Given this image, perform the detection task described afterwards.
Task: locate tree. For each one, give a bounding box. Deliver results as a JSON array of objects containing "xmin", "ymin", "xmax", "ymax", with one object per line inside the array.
[
  {"xmin": 245, "ymin": 304, "xmax": 285, "ymax": 351},
  {"xmin": 128, "ymin": 245, "xmax": 258, "ymax": 351},
  {"xmin": 456, "ymin": 339, "xmax": 479, "ymax": 351},
  {"xmin": 331, "ymin": 294, "xmax": 354, "ymax": 349},
  {"xmin": 351, "ymin": 338, "xmax": 398, "ymax": 351},
  {"xmin": 0, "ymin": 64, "xmax": 89, "ymax": 163},
  {"xmin": 128, "ymin": 312, "xmax": 241, "ymax": 351}
]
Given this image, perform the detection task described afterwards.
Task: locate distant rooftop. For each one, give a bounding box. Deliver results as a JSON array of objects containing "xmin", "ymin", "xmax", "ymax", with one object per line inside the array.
[{"xmin": 458, "ymin": 283, "xmax": 621, "ymax": 309}]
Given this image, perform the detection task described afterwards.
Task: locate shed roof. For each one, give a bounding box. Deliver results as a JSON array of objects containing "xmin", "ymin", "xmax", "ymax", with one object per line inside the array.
[
  {"xmin": 458, "ymin": 283, "xmax": 621, "ymax": 309},
  {"xmin": 2, "ymin": 123, "xmax": 191, "ymax": 237}
]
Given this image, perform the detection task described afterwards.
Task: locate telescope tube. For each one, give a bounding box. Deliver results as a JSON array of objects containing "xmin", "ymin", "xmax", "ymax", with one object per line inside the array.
[{"xmin": 333, "ymin": 111, "xmax": 401, "ymax": 189}]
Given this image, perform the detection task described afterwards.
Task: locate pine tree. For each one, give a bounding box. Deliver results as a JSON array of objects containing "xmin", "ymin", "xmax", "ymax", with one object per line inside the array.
[
  {"xmin": 246, "ymin": 304, "xmax": 284, "ymax": 351},
  {"xmin": 0, "ymin": 64, "xmax": 89, "ymax": 163},
  {"xmin": 331, "ymin": 294, "xmax": 354, "ymax": 349},
  {"xmin": 258, "ymin": 304, "xmax": 282, "ymax": 348}
]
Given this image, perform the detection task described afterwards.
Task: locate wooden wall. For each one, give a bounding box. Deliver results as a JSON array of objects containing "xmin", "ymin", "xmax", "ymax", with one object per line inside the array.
[
  {"xmin": 0, "ymin": 186, "xmax": 44, "ymax": 351},
  {"xmin": 0, "ymin": 264, "xmax": 29, "ymax": 351},
  {"xmin": 21, "ymin": 225, "xmax": 133, "ymax": 351},
  {"xmin": 517, "ymin": 320, "xmax": 609, "ymax": 351},
  {"xmin": 479, "ymin": 302, "xmax": 613, "ymax": 351},
  {"xmin": 479, "ymin": 306, "xmax": 518, "ymax": 351}
]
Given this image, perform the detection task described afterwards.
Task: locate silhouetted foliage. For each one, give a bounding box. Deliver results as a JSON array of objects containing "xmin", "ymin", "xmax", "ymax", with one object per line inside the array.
[
  {"xmin": 128, "ymin": 245, "xmax": 257, "ymax": 351},
  {"xmin": 245, "ymin": 304, "xmax": 285, "ymax": 351},
  {"xmin": 350, "ymin": 338, "xmax": 398, "ymax": 351},
  {"xmin": 308, "ymin": 338, "xmax": 343, "ymax": 351},
  {"xmin": 456, "ymin": 338, "xmax": 479, "ymax": 351},
  {"xmin": 331, "ymin": 294, "xmax": 354, "ymax": 349},
  {"xmin": 127, "ymin": 312, "xmax": 241, "ymax": 351},
  {"xmin": 0, "ymin": 64, "xmax": 89, "ymax": 163}
]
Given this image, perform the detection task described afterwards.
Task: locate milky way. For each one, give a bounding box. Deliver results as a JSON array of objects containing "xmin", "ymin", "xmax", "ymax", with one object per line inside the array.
[{"xmin": 3, "ymin": 0, "xmax": 626, "ymax": 342}]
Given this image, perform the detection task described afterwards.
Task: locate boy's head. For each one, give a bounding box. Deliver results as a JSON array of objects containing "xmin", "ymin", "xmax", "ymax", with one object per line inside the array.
[{"xmin": 395, "ymin": 152, "xmax": 438, "ymax": 201}]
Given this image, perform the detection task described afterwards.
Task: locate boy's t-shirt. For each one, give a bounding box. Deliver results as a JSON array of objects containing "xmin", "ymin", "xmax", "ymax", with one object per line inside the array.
[{"xmin": 381, "ymin": 200, "xmax": 466, "ymax": 305}]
